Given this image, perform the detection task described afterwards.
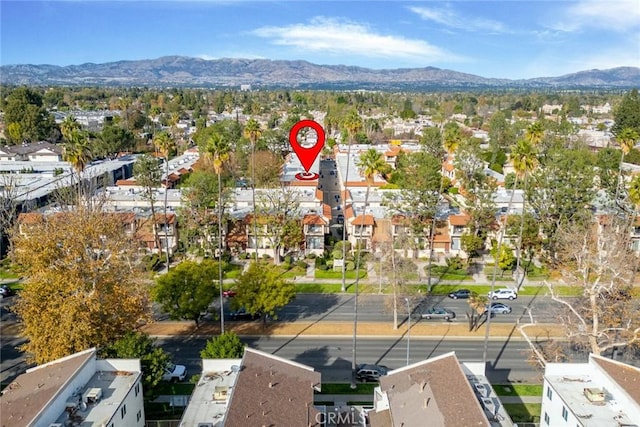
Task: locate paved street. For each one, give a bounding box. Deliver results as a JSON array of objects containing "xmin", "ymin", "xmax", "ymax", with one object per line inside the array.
[{"xmin": 155, "ymin": 335, "xmax": 578, "ymax": 384}]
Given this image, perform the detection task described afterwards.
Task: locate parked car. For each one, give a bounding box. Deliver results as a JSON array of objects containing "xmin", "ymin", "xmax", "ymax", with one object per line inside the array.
[
  {"xmin": 418, "ymin": 307, "xmax": 456, "ymax": 321},
  {"xmin": 228, "ymin": 307, "xmax": 261, "ymax": 321},
  {"xmin": 0, "ymin": 285, "xmax": 15, "ymax": 297},
  {"xmin": 162, "ymin": 362, "xmax": 187, "ymax": 382},
  {"xmin": 356, "ymin": 364, "xmax": 389, "ymax": 382},
  {"xmin": 485, "ymin": 302, "xmax": 512, "ymax": 314},
  {"xmin": 487, "ymin": 288, "xmax": 517, "ymax": 300},
  {"xmin": 222, "ymin": 289, "xmax": 237, "ymax": 298},
  {"xmin": 448, "ymin": 289, "xmax": 472, "ymax": 299}
]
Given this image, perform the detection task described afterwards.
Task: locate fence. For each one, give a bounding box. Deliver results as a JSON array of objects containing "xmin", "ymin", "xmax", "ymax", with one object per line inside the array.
[{"xmin": 145, "ymin": 420, "xmax": 181, "ymax": 427}]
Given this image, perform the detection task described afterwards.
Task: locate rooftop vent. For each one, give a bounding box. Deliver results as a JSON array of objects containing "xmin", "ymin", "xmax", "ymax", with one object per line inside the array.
[{"xmin": 584, "ymin": 387, "xmax": 605, "ymax": 403}]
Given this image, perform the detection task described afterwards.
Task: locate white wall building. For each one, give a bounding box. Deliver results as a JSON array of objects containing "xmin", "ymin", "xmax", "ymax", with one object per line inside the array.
[
  {"xmin": 542, "ymin": 354, "xmax": 640, "ymax": 427},
  {"xmin": 0, "ymin": 348, "xmax": 145, "ymax": 427}
]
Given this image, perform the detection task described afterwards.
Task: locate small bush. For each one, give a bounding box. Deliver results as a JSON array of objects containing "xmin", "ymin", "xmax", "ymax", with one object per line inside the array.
[
  {"xmin": 315, "ymin": 257, "xmax": 326, "ymax": 267},
  {"xmin": 306, "ymin": 253, "xmax": 317, "ymax": 259},
  {"xmin": 296, "ymin": 260, "xmax": 307, "ymax": 269},
  {"xmin": 143, "ymin": 254, "xmax": 162, "ymax": 271},
  {"xmin": 262, "ymin": 254, "xmax": 272, "ymax": 260},
  {"xmin": 346, "ymin": 261, "xmax": 355, "ymax": 271},
  {"xmin": 238, "ymin": 252, "xmax": 248, "ymax": 260},
  {"xmin": 284, "ymin": 255, "xmax": 292, "ymax": 265},
  {"xmin": 318, "ymin": 264, "xmax": 329, "ymax": 271},
  {"xmin": 281, "ymin": 262, "xmax": 291, "ymax": 270}
]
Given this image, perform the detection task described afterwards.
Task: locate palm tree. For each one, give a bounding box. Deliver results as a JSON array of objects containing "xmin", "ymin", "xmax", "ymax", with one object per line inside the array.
[
  {"xmin": 244, "ymin": 118, "xmax": 262, "ymax": 260},
  {"xmin": 468, "ymin": 293, "xmax": 489, "ymax": 331},
  {"xmin": 511, "ymin": 139, "xmax": 539, "ymax": 288},
  {"xmin": 60, "ymin": 115, "xmax": 81, "ymax": 141},
  {"xmin": 340, "ymin": 110, "xmax": 363, "ymax": 293},
  {"xmin": 443, "ymin": 122, "xmax": 463, "ymax": 156},
  {"xmin": 62, "ymin": 129, "xmax": 92, "ymax": 204},
  {"xmin": 153, "ymin": 131, "xmax": 175, "ymax": 269},
  {"xmin": 525, "ymin": 121, "xmax": 544, "ymax": 146},
  {"xmin": 204, "ymin": 131, "xmax": 230, "ymax": 334},
  {"xmin": 614, "ymin": 128, "xmax": 640, "ymax": 204}
]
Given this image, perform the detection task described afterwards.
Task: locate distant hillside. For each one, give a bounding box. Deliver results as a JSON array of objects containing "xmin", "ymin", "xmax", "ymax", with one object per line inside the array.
[{"xmin": 1, "ymin": 56, "xmax": 638, "ymax": 89}]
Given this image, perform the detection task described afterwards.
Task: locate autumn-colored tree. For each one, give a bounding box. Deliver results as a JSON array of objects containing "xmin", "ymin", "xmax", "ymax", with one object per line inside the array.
[
  {"xmin": 200, "ymin": 331, "xmax": 246, "ymax": 359},
  {"xmin": 232, "ymin": 262, "xmax": 296, "ymax": 324},
  {"xmin": 152, "ymin": 260, "xmax": 218, "ymax": 327},
  {"xmin": 10, "ymin": 209, "xmax": 150, "ymax": 364}
]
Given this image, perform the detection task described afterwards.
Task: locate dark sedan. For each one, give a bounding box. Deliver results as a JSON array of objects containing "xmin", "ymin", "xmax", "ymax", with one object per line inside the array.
[{"xmin": 448, "ymin": 289, "xmax": 472, "ymax": 299}]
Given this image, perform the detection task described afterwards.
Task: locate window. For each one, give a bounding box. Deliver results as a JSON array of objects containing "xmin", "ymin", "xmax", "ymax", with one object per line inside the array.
[
  {"xmin": 544, "ymin": 412, "xmax": 550, "ymax": 425},
  {"xmin": 562, "ymin": 406, "xmax": 568, "ymax": 421},
  {"xmin": 546, "ymin": 386, "xmax": 553, "ymax": 400},
  {"xmin": 120, "ymin": 404, "xmax": 127, "ymax": 419},
  {"xmin": 136, "ymin": 410, "xmax": 142, "ymax": 423},
  {"xmin": 135, "ymin": 383, "xmax": 140, "ymax": 397}
]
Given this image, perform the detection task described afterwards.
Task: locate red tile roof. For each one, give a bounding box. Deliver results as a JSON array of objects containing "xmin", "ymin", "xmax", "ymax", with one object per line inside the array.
[
  {"xmin": 353, "ymin": 214, "xmax": 375, "ymax": 226},
  {"xmin": 449, "ymin": 214, "xmax": 471, "ymax": 226}
]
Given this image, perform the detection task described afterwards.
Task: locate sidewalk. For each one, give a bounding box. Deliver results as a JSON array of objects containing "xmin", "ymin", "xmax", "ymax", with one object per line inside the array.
[{"xmin": 138, "ymin": 319, "xmax": 565, "ymax": 340}]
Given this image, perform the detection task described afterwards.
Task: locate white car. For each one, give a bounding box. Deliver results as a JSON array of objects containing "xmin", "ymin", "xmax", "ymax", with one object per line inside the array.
[
  {"xmin": 487, "ymin": 288, "xmax": 517, "ymax": 300},
  {"xmin": 162, "ymin": 363, "xmax": 187, "ymax": 382}
]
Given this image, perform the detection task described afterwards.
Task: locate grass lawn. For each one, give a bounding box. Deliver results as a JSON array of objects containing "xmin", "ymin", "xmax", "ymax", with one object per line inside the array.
[
  {"xmin": 503, "ymin": 403, "xmax": 542, "ymax": 423},
  {"xmin": 224, "ymin": 264, "xmax": 243, "ymax": 279},
  {"xmin": 280, "ymin": 266, "xmax": 307, "ymax": 278},
  {"xmin": 143, "ymin": 402, "xmax": 185, "ymax": 420},
  {"xmin": 315, "ymin": 270, "xmax": 367, "ymax": 280},
  {"xmin": 317, "ymin": 383, "xmax": 378, "ymax": 394},
  {"xmin": 296, "ymin": 283, "xmax": 380, "ymax": 294},
  {"xmin": 493, "ymin": 384, "xmax": 543, "ymax": 397}
]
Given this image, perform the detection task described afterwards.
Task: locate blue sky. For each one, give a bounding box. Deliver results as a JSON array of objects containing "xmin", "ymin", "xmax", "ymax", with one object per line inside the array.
[{"xmin": 1, "ymin": 0, "xmax": 638, "ymax": 79}]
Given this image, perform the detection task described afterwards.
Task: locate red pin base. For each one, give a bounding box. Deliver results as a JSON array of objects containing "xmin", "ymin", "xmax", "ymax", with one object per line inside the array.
[{"xmin": 295, "ymin": 172, "xmax": 319, "ymax": 181}]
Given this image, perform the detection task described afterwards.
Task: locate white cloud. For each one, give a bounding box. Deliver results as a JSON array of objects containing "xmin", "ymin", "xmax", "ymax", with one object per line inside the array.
[
  {"xmin": 556, "ymin": 0, "xmax": 640, "ymax": 32},
  {"xmin": 251, "ymin": 16, "xmax": 462, "ymax": 63},
  {"xmin": 197, "ymin": 54, "xmax": 218, "ymax": 60},
  {"xmin": 408, "ymin": 5, "xmax": 508, "ymax": 34}
]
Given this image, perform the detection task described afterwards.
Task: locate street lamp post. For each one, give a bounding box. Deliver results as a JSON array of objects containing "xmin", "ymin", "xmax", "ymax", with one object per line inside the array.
[{"xmin": 405, "ymin": 297, "xmax": 411, "ymax": 366}]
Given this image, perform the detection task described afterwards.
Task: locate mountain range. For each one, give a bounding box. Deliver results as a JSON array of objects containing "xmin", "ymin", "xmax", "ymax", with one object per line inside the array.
[{"xmin": 1, "ymin": 56, "xmax": 639, "ymax": 90}]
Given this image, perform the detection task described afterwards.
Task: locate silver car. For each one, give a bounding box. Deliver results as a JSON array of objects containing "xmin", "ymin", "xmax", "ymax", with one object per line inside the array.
[
  {"xmin": 418, "ymin": 307, "xmax": 456, "ymax": 321},
  {"xmin": 485, "ymin": 302, "xmax": 512, "ymax": 314}
]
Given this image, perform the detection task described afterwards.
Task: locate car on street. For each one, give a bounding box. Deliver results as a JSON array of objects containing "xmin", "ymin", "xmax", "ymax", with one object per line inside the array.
[
  {"xmin": 485, "ymin": 302, "xmax": 512, "ymax": 314},
  {"xmin": 418, "ymin": 307, "xmax": 456, "ymax": 321},
  {"xmin": 487, "ymin": 288, "xmax": 517, "ymax": 300},
  {"xmin": 0, "ymin": 285, "xmax": 15, "ymax": 297},
  {"xmin": 356, "ymin": 364, "xmax": 388, "ymax": 382},
  {"xmin": 222, "ymin": 289, "xmax": 237, "ymax": 298},
  {"xmin": 448, "ymin": 289, "xmax": 472, "ymax": 299},
  {"xmin": 228, "ymin": 307, "xmax": 261, "ymax": 321},
  {"xmin": 162, "ymin": 362, "xmax": 187, "ymax": 382}
]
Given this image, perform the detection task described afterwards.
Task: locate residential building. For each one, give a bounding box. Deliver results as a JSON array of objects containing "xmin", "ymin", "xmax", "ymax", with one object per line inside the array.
[
  {"xmin": 222, "ymin": 348, "xmax": 322, "ymax": 427},
  {"xmin": 0, "ymin": 141, "xmax": 62, "ymax": 162},
  {"xmin": 369, "ymin": 352, "xmax": 512, "ymax": 427},
  {"xmin": 179, "ymin": 358, "xmax": 242, "ymax": 427},
  {"xmin": 0, "ymin": 348, "xmax": 144, "ymax": 427},
  {"xmin": 542, "ymin": 354, "xmax": 640, "ymax": 427}
]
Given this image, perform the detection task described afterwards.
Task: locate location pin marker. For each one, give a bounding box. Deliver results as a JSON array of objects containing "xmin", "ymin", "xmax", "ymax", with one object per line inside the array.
[{"xmin": 289, "ymin": 120, "xmax": 325, "ymax": 181}]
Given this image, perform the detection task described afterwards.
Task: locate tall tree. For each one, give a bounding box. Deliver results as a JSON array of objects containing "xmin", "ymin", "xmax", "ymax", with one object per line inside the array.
[
  {"xmin": 612, "ymin": 89, "xmax": 640, "ymax": 136},
  {"xmin": 153, "ymin": 131, "xmax": 175, "ymax": 268},
  {"xmin": 545, "ymin": 215, "xmax": 639, "ymax": 356},
  {"xmin": 244, "ymin": 118, "xmax": 262, "ymax": 260},
  {"xmin": 255, "ymin": 187, "xmax": 303, "ymax": 264},
  {"xmin": 510, "ymin": 138, "xmax": 539, "ymax": 286},
  {"xmin": 10, "ymin": 209, "xmax": 150, "ymax": 364},
  {"xmin": 232, "ymin": 262, "xmax": 296, "ymax": 324},
  {"xmin": 62, "ymin": 129, "xmax": 93, "ymax": 203},
  {"xmin": 443, "ymin": 121, "xmax": 463, "ymax": 156},
  {"xmin": 203, "ymin": 130, "xmax": 231, "ymax": 333},
  {"xmin": 3, "ymin": 86, "xmax": 55, "ymax": 143},
  {"xmin": 614, "ymin": 127, "xmax": 640, "ymax": 204},
  {"xmin": 152, "ymin": 259, "xmax": 218, "ymax": 327},
  {"xmin": 134, "ymin": 154, "xmax": 162, "ymax": 251}
]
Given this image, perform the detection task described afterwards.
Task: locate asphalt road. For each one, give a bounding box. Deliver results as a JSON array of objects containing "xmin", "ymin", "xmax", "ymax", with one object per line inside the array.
[
  {"xmin": 155, "ymin": 335, "xmax": 577, "ymax": 384},
  {"xmin": 274, "ymin": 293, "xmax": 562, "ymax": 324}
]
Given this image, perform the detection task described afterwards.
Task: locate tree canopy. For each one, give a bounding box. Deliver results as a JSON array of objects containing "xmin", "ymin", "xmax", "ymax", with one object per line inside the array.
[
  {"xmin": 152, "ymin": 259, "xmax": 219, "ymax": 326},
  {"xmin": 200, "ymin": 331, "xmax": 246, "ymax": 359},
  {"xmin": 232, "ymin": 261, "xmax": 296, "ymax": 322},
  {"xmin": 10, "ymin": 209, "xmax": 150, "ymax": 364}
]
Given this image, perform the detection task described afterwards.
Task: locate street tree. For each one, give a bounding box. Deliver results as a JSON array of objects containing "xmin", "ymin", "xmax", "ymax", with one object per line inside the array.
[
  {"xmin": 0, "ymin": 175, "xmax": 20, "ymax": 259},
  {"xmin": 152, "ymin": 259, "xmax": 218, "ymax": 327},
  {"xmin": 419, "ymin": 126, "xmax": 445, "ymax": 159},
  {"xmin": 200, "ymin": 332, "xmax": 246, "ymax": 359},
  {"xmin": 62, "ymin": 128, "xmax": 93, "ymax": 202},
  {"xmin": 544, "ymin": 215, "xmax": 639, "ymax": 356},
  {"xmin": 102, "ymin": 331, "xmax": 171, "ymax": 393},
  {"xmin": 10, "ymin": 208, "xmax": 150, "ymax": 364},
  {"xmin": 233, "ymin": 262, "xmax": 296, "ymax": 324}
]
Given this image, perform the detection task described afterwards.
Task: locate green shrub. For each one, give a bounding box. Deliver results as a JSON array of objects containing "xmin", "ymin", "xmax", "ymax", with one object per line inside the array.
[
  {"xmin": 143, "ymin": 254, "xmax": 162, "ymax": 271},
  {"xmin": 318, "ymin": 264, "xmax": 329, "ymax": 271},
  {"xmin": 296, "ymin": 260, "xmax": 307, "ymax": 269},
  {"xmin": 306, "ymin": 253, "xmax": 317, "ymax": 259},
  {"xmin": 315, "ymin": 257, "xmax": 326, "ymax": 267},
  {"xmin": 346, "ymin": 261, "xmax": 355, "ymax": 271},
  {"xmin": 284, "ymin": 255, "xmax": 292, "ymax": 265}
]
